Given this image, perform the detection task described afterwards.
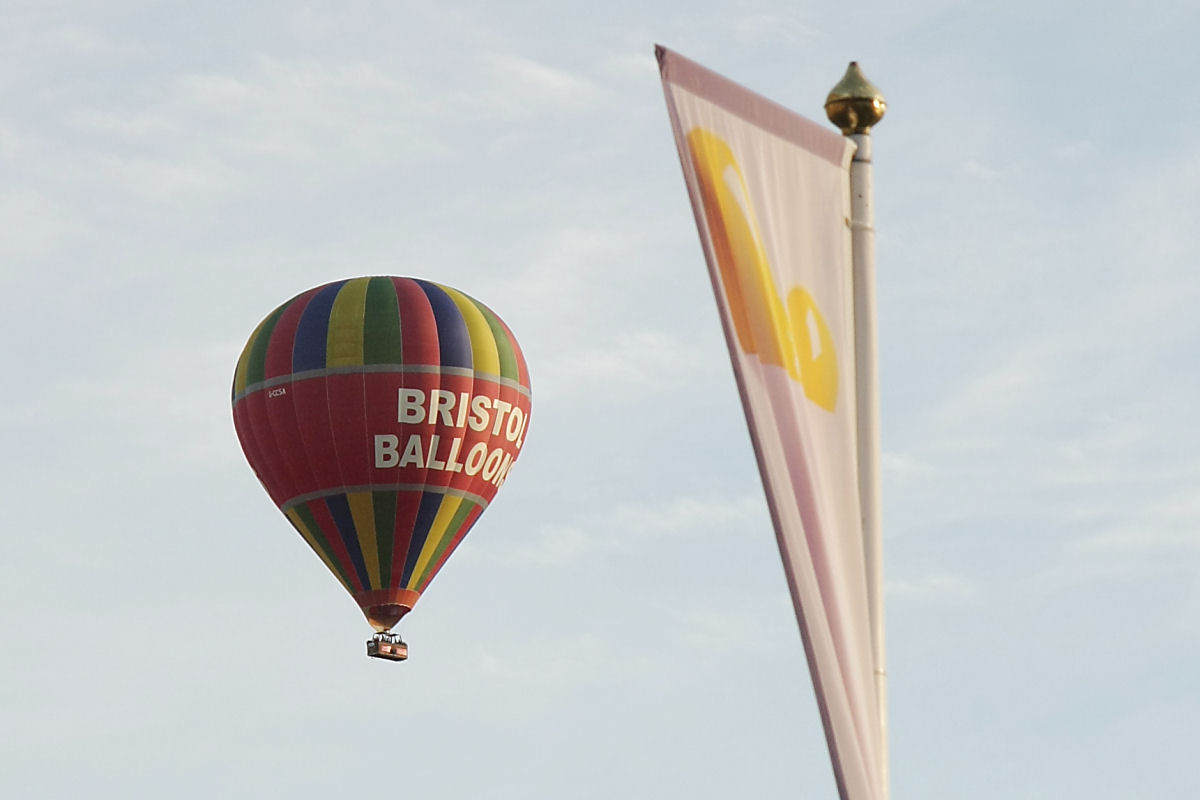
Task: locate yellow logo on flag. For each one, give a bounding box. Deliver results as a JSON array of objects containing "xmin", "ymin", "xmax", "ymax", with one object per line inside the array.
[{"xmin": 686, "ymin": 128, "xmax": 838, "ymax": 412}]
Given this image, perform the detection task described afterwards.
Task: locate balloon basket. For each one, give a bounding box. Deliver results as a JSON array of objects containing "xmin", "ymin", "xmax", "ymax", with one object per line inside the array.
[{"xmin": 367, "ymin": 632, "xmax": 408, "ymax": 662}]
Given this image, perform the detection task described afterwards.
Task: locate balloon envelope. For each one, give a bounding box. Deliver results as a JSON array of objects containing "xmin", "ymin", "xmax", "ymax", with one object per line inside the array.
[{"xmin": 232, "ymin": 277, "xmax": 531, "ymax": 631}]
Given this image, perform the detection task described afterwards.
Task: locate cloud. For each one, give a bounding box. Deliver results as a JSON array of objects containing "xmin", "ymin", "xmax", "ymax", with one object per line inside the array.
[
  {"xmin": 887, "ymin": 573, "xmax": 975, "ymax": 601},
  {"xmin": 881, "ymin": 451, "xmax": 936, "ymax": 482},
  {"xmin": 670, "ymin": 597, "xmax": 799, "ymax": 655},
  {"xmin": 960, "ymin": 158, "xmax": 1003, "ymax": 181},
  {"xmin": 732, "ymin": 12, "xmax": 823, "ymax": 46},
  {"xmin": 1055, "ymin": 139, "xmax": 1094, "ymax": 160},
  {"xmin": 5, "ymin": 19, "xmax": 146, "ymax": 65},
  {"xmin": 509, "ymin": 524, "xmax": 606, "ymax": 566},
  {"xmin": 922, "ymin": 346, "xmax": 1043, "ymax": 435},
  {"xmin": 473, "ymin": 492, "xmax": 764, "ymax": 567},
  {"xmin": 480, "ymin": 53, "xmax": 602, "ymax": 110},
  {"xmin": 538, "ymin": 329, "xmax": 712, "ymax": 397},
  {"xmin": 496, "ymin": 222, "xmax": 726, "ymax": 403},
  {"xmin": 2, "ymin": 337, "xmax": 241, "ymax": 472},
  {"xmin": 468, "ymin": 631, "xmax": 648, "ymax": 689},
  {"xmin": 162, "ymin": 56, "xmax": 443, "ymax": 165},
  {"xmin": 1068, "ymin": 486, "xmax": 1200, "ymax": 569},
  {"xmin": 37, "ymin": 52, "xmax": 463, "ymax": 214}
]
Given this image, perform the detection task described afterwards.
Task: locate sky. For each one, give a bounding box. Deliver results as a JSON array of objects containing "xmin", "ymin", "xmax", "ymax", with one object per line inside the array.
[{"xmin": 4, "ymin": 1, "xmax": 1200, "ymax": 798}]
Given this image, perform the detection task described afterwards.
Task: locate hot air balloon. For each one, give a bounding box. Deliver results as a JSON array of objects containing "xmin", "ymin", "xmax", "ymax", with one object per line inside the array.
[{"xmin": 232, "ymin": 277, "xmax": 531, "ymax": 661}]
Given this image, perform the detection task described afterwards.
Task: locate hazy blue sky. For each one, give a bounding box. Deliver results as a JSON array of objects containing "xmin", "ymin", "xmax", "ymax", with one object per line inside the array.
[{"xmin": 4, "ymin": 2, "xmax": 1199, "ymax": 798}]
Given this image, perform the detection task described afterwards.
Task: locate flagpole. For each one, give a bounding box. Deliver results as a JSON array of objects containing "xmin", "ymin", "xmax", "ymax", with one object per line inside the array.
[{"xmin": 826, "ymin": 62, "xmax": 889, "ymax": 799}]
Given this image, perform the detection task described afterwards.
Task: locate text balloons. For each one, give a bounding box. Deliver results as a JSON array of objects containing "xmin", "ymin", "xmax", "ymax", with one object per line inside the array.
[{"xmin": 232, "ymin": 277, "xmax": 531, "ymax": 632}]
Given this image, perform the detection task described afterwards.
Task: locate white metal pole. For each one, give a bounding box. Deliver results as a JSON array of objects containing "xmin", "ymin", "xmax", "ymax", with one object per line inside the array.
[
  {"xmin": 849, "ymin": 130, "xmax": 888, "ymax": 800},
  {"xmin": 826, "ymin": 62, "xmax": 888, "ymax": 799}
]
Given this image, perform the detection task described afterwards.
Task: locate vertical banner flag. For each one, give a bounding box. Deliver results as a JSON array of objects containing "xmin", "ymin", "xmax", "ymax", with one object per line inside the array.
[{"xmin": 657, "ymin": 46, "xmax": 885, "ymax": 800}]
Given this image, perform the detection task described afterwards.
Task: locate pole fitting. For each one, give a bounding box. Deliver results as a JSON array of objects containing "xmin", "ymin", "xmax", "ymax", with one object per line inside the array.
[{"xmin": 825, "ymin": 62, "xmax": 887, "ymax": 135}]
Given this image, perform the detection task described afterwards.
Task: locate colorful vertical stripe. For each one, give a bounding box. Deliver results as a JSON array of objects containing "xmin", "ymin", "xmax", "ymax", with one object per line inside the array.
[{"xmin": 232, "ymin": 277, "xmax": 532, "ymax": 631}]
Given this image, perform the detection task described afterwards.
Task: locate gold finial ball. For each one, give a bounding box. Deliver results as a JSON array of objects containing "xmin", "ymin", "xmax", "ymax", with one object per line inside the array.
[{"xmin": 825, "ymin": 62, "xmax": 886, "ymax": 135}]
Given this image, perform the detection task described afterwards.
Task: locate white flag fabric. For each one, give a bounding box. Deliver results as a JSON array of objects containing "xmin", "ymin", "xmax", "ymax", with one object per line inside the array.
[{"xmin": 658, "ymin": 46, "xmax": 885, "ymax": 800}]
